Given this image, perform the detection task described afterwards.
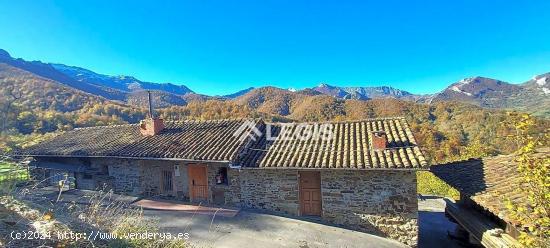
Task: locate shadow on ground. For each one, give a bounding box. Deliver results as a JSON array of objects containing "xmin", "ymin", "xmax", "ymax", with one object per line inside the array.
[{"xmin": 418, "ymin": 196, "xmax": 466, "ymax": 248}]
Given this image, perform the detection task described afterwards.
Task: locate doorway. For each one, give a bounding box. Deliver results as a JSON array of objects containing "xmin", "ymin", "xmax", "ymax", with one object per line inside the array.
[
  {"xmin": 188, "ymin": 164, "xmax": 208, "ymax": 202},
  {"xmin": 299, "ymin": 171, "xmax": 322, "ymax": 216}
]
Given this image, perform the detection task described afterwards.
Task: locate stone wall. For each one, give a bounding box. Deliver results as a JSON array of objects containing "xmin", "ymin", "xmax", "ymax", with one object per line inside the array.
[
  {"xmin": 227, "ymin": 168, "xmax": 241, "ymax": 206},
  {"xmin": 29, "ymin": 167, "xmax": 48, "ymax": 183},
  {"xmin": 139, "ymin": 160, "xmax": 188, "ymax": 199},
  {"xmin": 206, "ymin": 163, "xmax": 238, "ymax": 205},
  {"xmin": 32, "ymin": 158, "xmax": 418, "ymax": 246},
  {"xmin": 105, "ymin": 159, "xmax": 141, "ymax": 195},
  {"xmin": 32, "ymin": 157, "xmax": 113, "ymax": 190},
  {"xmin": 89, "ymin": 159, "xmax": 234, "ymax": 203},
  {"xmin": 175, "ymin": 162, "xmax": 189, "ymax": 199},
  {"xmin": 321, "ymin": 170, "xmax": 418, "ymax": 247},
  {"xmin": 238, "ymin": 169, "xmax": 299, "ymax": 215},
  {"xmin": 235, "ymin": 169, "xmax": 418, "ymax": 246}
]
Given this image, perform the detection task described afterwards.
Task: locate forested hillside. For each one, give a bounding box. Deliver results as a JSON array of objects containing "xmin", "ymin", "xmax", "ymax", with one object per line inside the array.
[
  {"xmin": 2, "ymin": 61, "xmax": 549, "ymax": 166},
  {"xmin": 1, "ymin": 51, "xmax": 549, "ymax": 166},
  {"xmin": 0, "ymin": 49, "xmax": 203, "ymax": 108},
  {"xmin": 236, "ymin": 87, "xmax": 549, "ymax": 163},
  {"xmin": 432, "ymin": 76, "xmax": 550, "ymax": 117},
  {"xmin": 0, "ymin": 63, "xmax": 146, "ymax": 134}
]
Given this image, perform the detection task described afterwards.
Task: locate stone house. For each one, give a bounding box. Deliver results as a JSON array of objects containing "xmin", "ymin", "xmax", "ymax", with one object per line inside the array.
[
  {"xmin": 431, "ymin": 148, "xmax": 549, "ymax": 247},
  {"xmin": 17, "ymin": 117, "xmax": 428, "ymax": 246}
]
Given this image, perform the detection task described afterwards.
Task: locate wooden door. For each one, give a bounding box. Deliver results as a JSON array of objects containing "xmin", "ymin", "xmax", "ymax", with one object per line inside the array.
[
  {"xmin": 299, "ymin": 171, "xmax": 322, "ymax": 216},
  {"xmin": 188, "ymin": 165, "xmax": 208, "ymax": 202},
  {"xmin": 161, "ymin": 170, "xmax": 174, "ymax": 196}
]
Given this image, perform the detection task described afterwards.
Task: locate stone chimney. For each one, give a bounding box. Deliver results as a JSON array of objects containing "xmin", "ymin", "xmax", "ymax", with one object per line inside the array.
[
  {"xmin": 140, "ymin": 91, "xmax": 165, "ymax": 136},
  {"xmin": 371, "ymin": 131, "xmax": 387, "ymax": 150}
]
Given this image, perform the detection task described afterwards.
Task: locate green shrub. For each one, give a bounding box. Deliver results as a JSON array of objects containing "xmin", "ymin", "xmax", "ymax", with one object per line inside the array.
[{"xmin": 417, "ymin": 171, "xmax": 460, "ymax": 200}]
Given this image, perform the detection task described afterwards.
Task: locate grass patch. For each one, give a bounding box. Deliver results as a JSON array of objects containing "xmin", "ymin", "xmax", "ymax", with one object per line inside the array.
[
  {"xmin": 0, "ymin": 161, "xmax": 28, "ymax": 187},
  {"xmin": 417, "ymin": 171, "xmax": 460, "ymax": 200},
  {"xmin": 0, "ymin": 161, "xmax": 14, "ymax": 171},
  {"xmin": 1, "ymin": 132, "xmax": 57, "ymax": 154}
]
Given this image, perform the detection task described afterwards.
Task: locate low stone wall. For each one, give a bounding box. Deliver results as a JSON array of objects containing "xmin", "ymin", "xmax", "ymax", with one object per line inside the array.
[
  {"xmin": 238, "ymin": 169, "xmax": 299, "ymax": 215},
  {"xmin": 321, "ymin": 170, "xmax": 418, "ymax": 247}
]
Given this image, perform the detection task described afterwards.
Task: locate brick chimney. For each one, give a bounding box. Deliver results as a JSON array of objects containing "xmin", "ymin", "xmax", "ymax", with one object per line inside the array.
[
  {"xmin": 371, "ymin": 131, "xmax": 387, "ymax": 150},
  {"xmin": 140, "ymin": 91, "xmax": 165, "ymax": 136}
]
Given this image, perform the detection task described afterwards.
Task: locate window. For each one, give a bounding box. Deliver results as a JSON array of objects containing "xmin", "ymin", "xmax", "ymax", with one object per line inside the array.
[
  {"xmin": 162, "ymin": 170, "xmax": 173, "ymax": 192},
  {"xmin": 216, "ymin": 168, "xmax": 228, "ymax": 185}
]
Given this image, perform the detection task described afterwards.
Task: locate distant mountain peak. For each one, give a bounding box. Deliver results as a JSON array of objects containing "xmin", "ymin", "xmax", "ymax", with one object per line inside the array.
[
  {"xmin": 0, "ymin": 48, "xmax": 196, "ymax": 108},
  {"xmin": 51, "ymin": 63, "xmax": 194, "ymax": 95},
  {"xmin": 534, "ymin": 75, "xmax": 548, "ymax": 86},
  {"xmin": 448, "ymin": 77, "xmax": 482, "ymax": 95},
  {"xmin": 527, "ymin": 72, "xmax": 550, "ymax": 94},
  {"xmin": 457, "ymin": 77, "xmax": 474, "ymax": 85},
  {"xmin": 432, "ymin": 74, "xmax": 550, "ymax": 115},
  {"xmin": 311, "ymin": 83, "xmax": 416, "ymax": 100},
  {"xmin": 222, "ymin": 87, "xmax": 255, "ymax": 99},
  {"xmin": 449, "ymin": 85, "xmax": 472, "ymax": 96},
  {"xmin": 0, "ymin": 48, "xmax": 10, "ymax": 58}
]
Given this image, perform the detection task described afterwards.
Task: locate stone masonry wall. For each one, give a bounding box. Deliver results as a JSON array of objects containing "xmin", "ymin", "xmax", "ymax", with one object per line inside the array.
[
  {"xmin": 226, "ymin": 168, "xmax": 241, "ymax": 206},
  {"xmin": 206, "ymin": 163, "xmax": 240, "ymax": 205},
  {"xmin": 238, "ymin": 169, "xmax": 299, "ymax": 215},
  {"xmin": 33, "ymin": 157, "xmax": 114, "ymax": 190},
  {"xmin": 107, "ymin": 159, "xmax": 142, "ymax": 196},
  {"xmin": 139, "ymin": 160, "xmax": 188, "ymax": 200},
  {"xmin": 33, "ymin": 158, "xmax": 417, "ymax": 246},
  {"xmin": 321, "ymin": 170, "xmax": 418, "ymax": 247}
]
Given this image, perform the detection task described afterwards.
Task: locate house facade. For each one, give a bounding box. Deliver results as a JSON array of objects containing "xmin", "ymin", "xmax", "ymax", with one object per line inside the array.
[{"xmin": 18, "ymin": 117, "xmax": 428, "ymax": 246}]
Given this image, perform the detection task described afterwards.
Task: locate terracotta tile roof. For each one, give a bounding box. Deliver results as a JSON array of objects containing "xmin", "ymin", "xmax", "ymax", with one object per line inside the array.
[
  {"xmin": 431, "ymin": 148, "xmax": 549, "ymax": 226},
  {"xmin": 17, "ymin": 119, "xmax": 263, "ymax": 162},
  {"xmin": 17, "ymin": 117, "xmax": 428, "ymax": 170},
  {"xmin": 238, "ymin": 117, "xmax": 428, "ymax": 170}
]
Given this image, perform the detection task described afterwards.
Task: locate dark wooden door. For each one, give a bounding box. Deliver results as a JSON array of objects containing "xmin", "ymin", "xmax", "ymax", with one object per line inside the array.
[
  {"xmin": 300, "ymin": 171, "xmax": 322, "ymax": 216},
  {"xmin": 188, "ymin": 165, "xmax": 208, "ymax": 201}
]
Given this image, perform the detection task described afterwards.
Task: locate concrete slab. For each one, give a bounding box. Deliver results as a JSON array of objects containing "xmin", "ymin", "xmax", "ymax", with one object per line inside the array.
[
  {"xmin": 144, "ymin": 208, "xmax": 408, "ymax": 248},
  {"xmin": 22, "ymin": 188, "xmax": 465, "ymax": 248},
  {"xmin": 133, "ymin": 199, "xmax": 240, "ymax": 217},
  {"xmin": 27, "ymin": 188, "xmax": 408, "ymax": 247}
]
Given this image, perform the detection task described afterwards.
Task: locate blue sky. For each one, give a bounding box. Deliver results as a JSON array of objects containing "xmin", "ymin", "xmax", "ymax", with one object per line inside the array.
[{"xmin": 1, "ymin": 0, "xmax": 549, "ymax": 95}]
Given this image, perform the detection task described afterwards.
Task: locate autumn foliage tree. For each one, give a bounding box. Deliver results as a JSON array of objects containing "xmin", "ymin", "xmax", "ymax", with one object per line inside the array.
[{"xmin": 506, "ymin": 113, "xmax": 550, "ymax": 247}]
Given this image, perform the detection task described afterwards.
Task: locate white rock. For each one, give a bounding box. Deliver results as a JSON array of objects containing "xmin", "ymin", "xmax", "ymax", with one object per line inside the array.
[
  {"xmin": 451, "ymin": 86, "xmax": 473, "ymax": 96},
  {"xmin": 536, "ymin": 76, "xmax": 548, "ymax": 86}
]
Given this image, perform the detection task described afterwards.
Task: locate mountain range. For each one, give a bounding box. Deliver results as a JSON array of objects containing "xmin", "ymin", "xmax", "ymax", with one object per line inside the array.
[
  {"xmin": 1, "ymin": 48, "xmax": 548, "ymax": 117},
  {"xmin": 429, "ymin": 75, "xmax": 549, "ymax": 116},
  {"xmin": 3, "ymin": 48, "xmax": 550, "ymax": 164}
]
